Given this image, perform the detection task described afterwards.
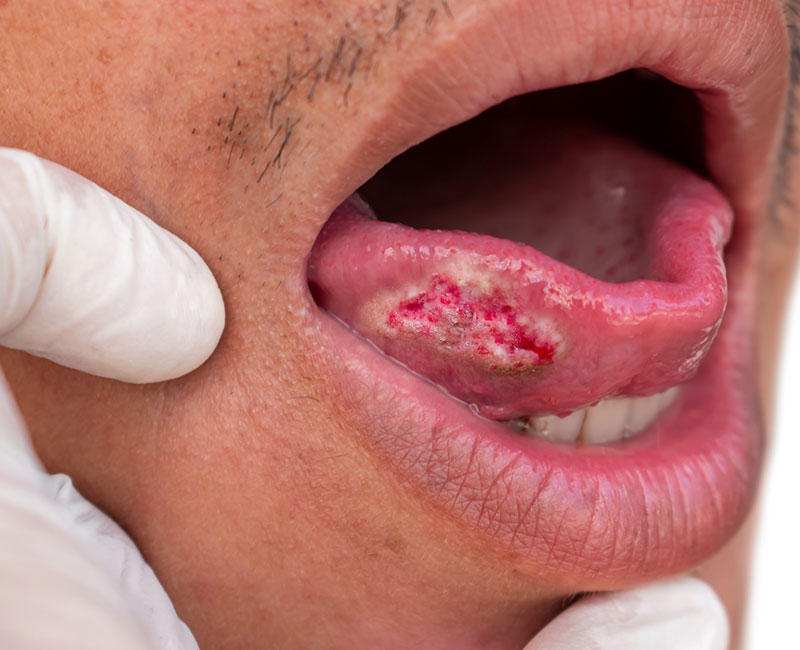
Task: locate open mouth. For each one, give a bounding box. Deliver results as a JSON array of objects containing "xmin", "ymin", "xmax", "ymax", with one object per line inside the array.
[
  {"xmin": 302, "ymin": 2, "xmax": 786, "ymax": 589},
  {"xmin": 310, "ymin": 73, "xmax": 726, "ymax": 444}
]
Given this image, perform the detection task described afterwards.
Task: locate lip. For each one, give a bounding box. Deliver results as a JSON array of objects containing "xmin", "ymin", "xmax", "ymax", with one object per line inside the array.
[{"xmin": 300, "ymin": 0, "xmax": 789, "ymax": 587}]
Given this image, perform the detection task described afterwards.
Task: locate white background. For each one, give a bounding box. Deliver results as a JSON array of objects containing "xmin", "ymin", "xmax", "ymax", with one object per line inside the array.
[{"xmin": 745, "ymin": 268, "xmax": 800, "ymax": 650}]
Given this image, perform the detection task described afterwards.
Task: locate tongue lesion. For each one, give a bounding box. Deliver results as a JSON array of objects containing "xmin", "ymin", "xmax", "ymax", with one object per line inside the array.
[
  {"xmin": 385, "ymin": 274, "xmax": 558, "ymax": 374},
  {"xmin": 308, "ymin": 130, "xmax": 731, "ymax": 420}
]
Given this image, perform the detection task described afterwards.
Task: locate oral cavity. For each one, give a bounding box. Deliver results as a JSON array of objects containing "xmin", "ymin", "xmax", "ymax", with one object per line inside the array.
[
  {"xmin": 307, "ymin": 123, "xmax": 731, "ymax": 441},
  {"xmin": 510, "ymin": 385, "xmax": 680, "ymax": 444}
]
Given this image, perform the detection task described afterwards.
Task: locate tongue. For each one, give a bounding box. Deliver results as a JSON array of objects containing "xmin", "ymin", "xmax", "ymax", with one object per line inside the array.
[{"xmin": 308, "ymin": 126, "xmax": 731, "ymax": 419}]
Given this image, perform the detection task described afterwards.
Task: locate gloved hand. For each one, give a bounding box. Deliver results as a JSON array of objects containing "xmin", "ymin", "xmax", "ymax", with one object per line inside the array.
[
  {"xmin": 0, "ymin": 148, "xmax": 224, "ymax": 650},
  {"xmin": 525, "ymin": 576, "xmax": 730, "ymax": 650}
]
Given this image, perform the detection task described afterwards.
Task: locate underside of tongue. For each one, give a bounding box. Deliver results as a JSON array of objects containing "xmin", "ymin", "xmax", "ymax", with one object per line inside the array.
[{"xmin": 308, "ymin": 121, "xmax": 731, "ymax": 419}]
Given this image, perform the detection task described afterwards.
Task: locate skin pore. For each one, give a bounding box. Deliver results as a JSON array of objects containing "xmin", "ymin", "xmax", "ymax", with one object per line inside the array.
[{"xmin": 1, "ymin": 1, "xmax": 799, "ymax": 649}]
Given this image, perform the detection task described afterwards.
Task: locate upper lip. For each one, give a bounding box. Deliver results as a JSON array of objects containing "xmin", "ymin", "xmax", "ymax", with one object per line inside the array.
[
  {"xmin": 300, "ymin": 0, "xmax": 790, "ymax": 587},
  {"xmin": 311, "ymin": 0, "xmax": 788, "ymax": 221}
]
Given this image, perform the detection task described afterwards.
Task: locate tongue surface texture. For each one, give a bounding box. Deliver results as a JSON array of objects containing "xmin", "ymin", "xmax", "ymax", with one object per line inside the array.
[{"xmin": 308, "ymin": 131, "xmax": 731, "ymax": 419}]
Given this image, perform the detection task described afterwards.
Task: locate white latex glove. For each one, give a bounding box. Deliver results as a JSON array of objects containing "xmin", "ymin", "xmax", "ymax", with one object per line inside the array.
[
  {"xmin": 525, "ymin": 576, "xmax": 730, "ymax": 650},
  {"xmin": 0, "ymin": 148, "xmax": 224, "ymax": 650}
]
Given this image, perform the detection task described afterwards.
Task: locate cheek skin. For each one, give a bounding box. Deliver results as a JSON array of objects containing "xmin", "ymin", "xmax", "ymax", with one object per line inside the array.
[
  {"xmin": 0, "ymin": 4, "xmax": 583, "ymax": 640},
  {"xmin": 0, "ymin": 1, "xmax": 798, "ymax": 649},
  {"xmin": 691, "ymin": 213, "xmax": 800, "ymax": 650},
  {"xmin": 0, "ymin": 334, "xmax": 566, "ymax": 649},
  {"xmin": 693, "ymin": 8, "xmax": 800, "ymax": 645}
]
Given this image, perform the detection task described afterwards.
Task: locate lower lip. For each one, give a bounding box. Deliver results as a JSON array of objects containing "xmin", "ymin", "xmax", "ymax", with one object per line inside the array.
[{"xmin": 312, "ymin": 231, "xmax": 763, "ymax": 588}]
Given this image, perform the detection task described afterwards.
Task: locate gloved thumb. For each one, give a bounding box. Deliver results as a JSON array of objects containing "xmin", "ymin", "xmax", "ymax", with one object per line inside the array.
[{"xmin": 524, "ymin": 576, "xmax": 729, "ymax": 650}]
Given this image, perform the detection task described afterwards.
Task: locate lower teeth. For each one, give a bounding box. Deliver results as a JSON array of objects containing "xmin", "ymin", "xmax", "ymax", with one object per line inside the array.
[{"xmin": 510, "ymin": 386, "xmax": 681, "ymax": 444}]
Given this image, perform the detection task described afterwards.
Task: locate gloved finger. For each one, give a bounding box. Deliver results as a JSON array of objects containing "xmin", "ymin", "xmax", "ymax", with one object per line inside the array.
[
  {"xmin": 0, "ymin": 371, "xmax": 199, "ymax": 650},
  {"xmin": 0, "ymin": 148, "xmax": 224, "ymax": 383},
  {"xmin": 523, "ymin": 576, "xmax": 729, "ymax": 650}
]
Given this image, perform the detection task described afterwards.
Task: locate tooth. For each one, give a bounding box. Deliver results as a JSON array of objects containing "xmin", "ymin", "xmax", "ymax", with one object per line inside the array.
[
  {"xmin": 625, "ymin": 386, "xmax": 681, "ymax": 436},
  {"xmin": 580, "ymin": 398, "xmax": 631, "ymax": 445},
  {"xmin": 626, "ymin": 393, "xmax": 663, "ymax": 434},
  {"xmin": 527, "ymin": 409, "xmax": 585, "ymax": 442},
  {"xmin": 658, "ymin": 386, "xmax": 680, "ymax": 413},
  {"xmin": 518, "ymin": 386, "xmax": 682, "ymax": 444}
]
